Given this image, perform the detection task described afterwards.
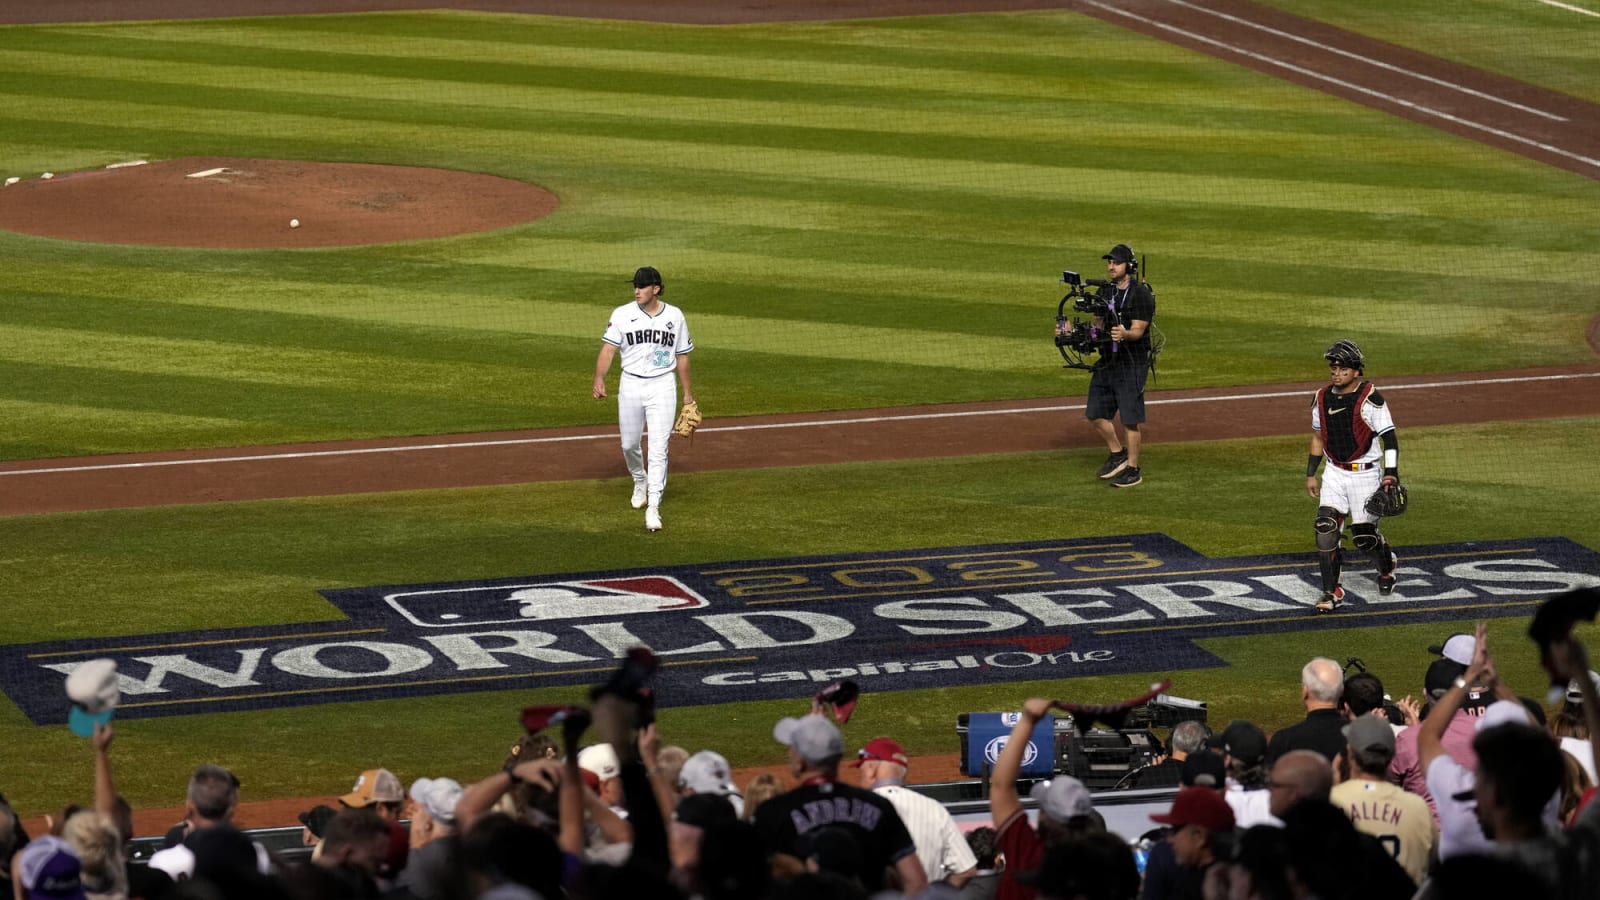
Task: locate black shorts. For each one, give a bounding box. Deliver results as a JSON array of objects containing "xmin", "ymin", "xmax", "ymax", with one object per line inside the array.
[{"xmin": 1085, "ymin": 363, "xmax": 1149, "ymax": 425}]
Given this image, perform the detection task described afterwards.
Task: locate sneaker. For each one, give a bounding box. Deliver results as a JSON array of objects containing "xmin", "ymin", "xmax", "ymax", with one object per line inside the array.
[
  {"xmin": 1378, "ymin": 552, "xmax": 1398, "ymax": 595},
  {"xmin": 1096, "ymin": 450, "xmax": 1130, "ymax": 480},
  {"xmin": 1110, "ymin": 466, "xmax": 1142, "ymax": 488},
  {"xmin": 645, "ymin": 508, "xmax": 662, "ymax": 532},
  {"xmin": 630, "ymin": 483, "xmax": 647, "ymax": 509},
  {"xmin": 1314, "ymin": 586, "xmax": 1346, "ymax": 613}
]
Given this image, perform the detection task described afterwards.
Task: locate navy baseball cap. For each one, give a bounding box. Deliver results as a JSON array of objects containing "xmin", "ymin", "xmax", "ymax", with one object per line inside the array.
[
  {"xmin": 630, "ymin": 266, "xmax": 663, "ymax": 288},
  {"xmin": 1102, "ymin": 244, "xmax": 1135, "ymax": 264}
]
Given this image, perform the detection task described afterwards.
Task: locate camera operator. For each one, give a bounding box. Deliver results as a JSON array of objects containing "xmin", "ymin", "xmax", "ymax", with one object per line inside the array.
[{"xmin": 1057, "ymin": 243, "xmax": 1156, "ymax": 488}]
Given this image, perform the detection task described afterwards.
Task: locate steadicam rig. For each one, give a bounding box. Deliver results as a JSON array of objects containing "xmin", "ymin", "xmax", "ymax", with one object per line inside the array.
[{"xmin": 1054, "ymin": 269, "xmax": 1116, "ymax": 370}]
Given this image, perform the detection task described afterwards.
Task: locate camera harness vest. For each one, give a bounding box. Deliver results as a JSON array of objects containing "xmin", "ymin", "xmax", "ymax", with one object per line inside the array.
[{"xmin": 1316, "ymin": 381, "xmax": 1379, "ymax": 464}]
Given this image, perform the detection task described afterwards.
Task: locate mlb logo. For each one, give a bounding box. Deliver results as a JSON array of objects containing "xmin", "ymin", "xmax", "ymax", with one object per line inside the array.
[{"xmin": 385, "ymin": 576, "xmax": 709, "ymax": 628}]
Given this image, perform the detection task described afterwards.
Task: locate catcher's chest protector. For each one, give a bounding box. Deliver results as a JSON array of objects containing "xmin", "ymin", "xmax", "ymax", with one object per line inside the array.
[{"xmin": 1318, "ymin": 381, "xmax": 1377, "ymax": 464}]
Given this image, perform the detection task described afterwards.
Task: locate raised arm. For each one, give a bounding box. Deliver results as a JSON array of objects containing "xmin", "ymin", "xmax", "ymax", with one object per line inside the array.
[
  {"xmin": 93, "ymin": 723, "xmax": 117, "ymax": 820},
  {"xmin": 989, "ymin": 697, "xmax": 1052, "ymax": 828},
  {"xmin": 1419, "ymin": 622, "xmax": 1488, "ymax": 771},
  {"xmin": 1553, "ymin": 636, "xmax": 1600, "ymax": 779}
]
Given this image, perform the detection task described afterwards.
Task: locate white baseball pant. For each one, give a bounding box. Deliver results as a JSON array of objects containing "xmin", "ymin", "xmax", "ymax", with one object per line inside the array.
[
  {"xmin": 1322, "ymin": 464, "xmax": 1382, "ymax": 525},
  {"xmin": 618, "ymin": 372, "xmax": 676, "ymax": 507}
]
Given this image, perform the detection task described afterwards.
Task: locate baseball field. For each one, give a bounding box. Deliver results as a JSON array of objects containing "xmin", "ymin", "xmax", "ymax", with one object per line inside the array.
[{"xmin": 1, "ymin": 0, "xmax": 1598, "ymax": 827}]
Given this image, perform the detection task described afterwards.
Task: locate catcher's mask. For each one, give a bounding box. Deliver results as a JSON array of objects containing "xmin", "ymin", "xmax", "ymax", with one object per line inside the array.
[{"xmin": 1324, "ymin": 339, "xmax": 1365, "ymax": 373}]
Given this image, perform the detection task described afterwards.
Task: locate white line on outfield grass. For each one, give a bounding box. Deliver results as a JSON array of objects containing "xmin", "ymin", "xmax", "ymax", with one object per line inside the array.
[
  {"xmin": 2, "ymin": 372, "xmax": 1597, "ymax": 478},
  {"xmin": 1157, "ymin": 0, "xmax": 1568, "ymax": 122},
  {"xmin": 1536, "ymin": 0, "xmax": 1600, "ymax": 17},
  {"xmin": 1078, "ymin": 0, "xmax": 1600, "ymax": 172}
]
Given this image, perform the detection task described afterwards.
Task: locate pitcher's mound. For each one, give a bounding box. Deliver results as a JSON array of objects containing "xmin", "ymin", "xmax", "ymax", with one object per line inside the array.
[{"xmin": 0, "ymin": 157, "xmax": 559, "ymax": 248}]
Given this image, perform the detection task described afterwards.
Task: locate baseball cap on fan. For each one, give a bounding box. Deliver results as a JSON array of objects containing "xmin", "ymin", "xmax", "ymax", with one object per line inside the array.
[
  {"xmin": 409, "ymin": 777, "xmax": 464, "ymax": 826},
  {"xmin": 1210, "ymin": 720, "xmax": 1267, "ymax": 766},
  {"xmin": 1102, "ymin": 243, "xmax": 1136, "ymax": 264},
  {"xmin": 629, "ymin": 266, "xmax": 663, "ymax": 288},
  {"xmin": 773, "ymin": 715, "xmax": 844, "ymax": 764},
  {"xmin": 64, "ymin": 659, "xmax": 120, "ymax": 738},
  {"xmin": 18, "ymin": 836, "xmax": 86, "ymax": 900},
  {"xmin": 1567, "ymin": 671, "xmax": 1600, "ymax": 704},
  {"xmin": 1429, "ymin": 633, "xmax": 1476, "ymax": 666},
  {"xmin": 578, "ymin": 744, "xmax": 622, "ymax": 781},
  {"xmin": 341, "ymin": 768, "xmax": 404, "ymax": 808},
  {"xmin": 680, "ymin": 750, "xmax": 738, "ymax": 796},
  {"xmin": 1028, "ymin": 776, "xmax": 1094, "ymax": 823},
  {"xmin": 853, "ymin": 737, "xmax": 909, "ymax": 768}
]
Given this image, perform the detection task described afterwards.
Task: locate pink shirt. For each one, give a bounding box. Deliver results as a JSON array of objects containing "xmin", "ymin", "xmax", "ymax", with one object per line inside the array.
[{"xmin": 1389, "ymin": 711, "xmax": 1478, "ymax": 820}]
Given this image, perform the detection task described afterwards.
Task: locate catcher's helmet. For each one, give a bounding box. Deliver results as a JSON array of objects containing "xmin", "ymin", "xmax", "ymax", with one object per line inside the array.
[{"xmin": 1324, "ymin": 339, "xmax": 1365, "ymax": 372}]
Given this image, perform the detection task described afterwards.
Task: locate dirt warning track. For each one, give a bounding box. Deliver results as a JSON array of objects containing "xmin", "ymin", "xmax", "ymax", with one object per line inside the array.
[{"xmin": 4, "ymin": 366, "xmax": 1596, "ymax": 517}]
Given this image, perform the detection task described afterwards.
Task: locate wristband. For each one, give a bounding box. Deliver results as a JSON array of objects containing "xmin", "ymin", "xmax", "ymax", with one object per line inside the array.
[
  {"xmin": 1306, "ymin": 455, "xmax": 1322, "ymax": 478},
  {"xmin": 1452, "ymin": 677, "xmax": 1468, "ymax": 690}
]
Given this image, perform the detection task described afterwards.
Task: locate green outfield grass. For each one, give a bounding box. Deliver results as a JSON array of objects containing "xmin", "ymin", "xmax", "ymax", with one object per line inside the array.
[
  {"xmin": 0, "ymin": 418, "xmax": 1595, "ymax": 814},
  {"xmin": 1258, "ymin": 0, "xmax": 1600, "ymax": 103},
  {"xmin": 1, "ymin": 10, "xmax": 1597, "ymax": 459}
]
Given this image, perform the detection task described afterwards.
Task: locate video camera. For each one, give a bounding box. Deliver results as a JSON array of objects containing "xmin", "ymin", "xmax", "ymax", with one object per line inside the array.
[{"xmin": 1054, "ymin": 269, "xmax": 1118, "ymax": 370}]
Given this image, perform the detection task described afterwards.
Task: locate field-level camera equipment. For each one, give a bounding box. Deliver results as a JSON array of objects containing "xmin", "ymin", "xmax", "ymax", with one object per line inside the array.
[{"xmin": 1054, "ymin": 269, "xmax": 1117, "ymax": 370}]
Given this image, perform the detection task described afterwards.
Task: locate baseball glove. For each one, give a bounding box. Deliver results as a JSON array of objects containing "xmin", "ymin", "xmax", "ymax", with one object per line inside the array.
[
  {"xmin": 1365, "ymin": 477, "xmax": 1408, "ymax": 518},
  {"xmin": 672, "ymin": 399, "xmax": 702, "ymax": 438}
]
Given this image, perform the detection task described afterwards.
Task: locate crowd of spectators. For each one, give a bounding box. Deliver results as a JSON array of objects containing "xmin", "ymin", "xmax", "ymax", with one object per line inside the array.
[{"xmin": 7, "ymin": 624, "xmax": 1600, "ymax": 900}]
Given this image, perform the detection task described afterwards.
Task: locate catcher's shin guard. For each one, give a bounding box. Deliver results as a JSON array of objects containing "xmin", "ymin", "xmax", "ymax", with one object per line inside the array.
[
  {"xmin": 1377, "ymin": 545, "xmax": 1398, "ymax": 596},
  {"xmin": 1318, "ymin": 548, "xmax": 1342, "ymax": 594}
]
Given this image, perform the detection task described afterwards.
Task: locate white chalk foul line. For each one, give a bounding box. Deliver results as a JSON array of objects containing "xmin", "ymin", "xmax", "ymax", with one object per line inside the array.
[
  {"xmin": 1159, "ymin": 0, "xmax": 1568, "ymax": 122},
  {"xmin": 1079, "ymin": 0, "xmax": 1600, "ymax": 171},
  {"xmin": 1536, "ymin": 0, "xmax": 1600, "ymax": 17},
  {"xmin": 2, "ymin": 372, "xmax": 1596, "ymax": 478}
]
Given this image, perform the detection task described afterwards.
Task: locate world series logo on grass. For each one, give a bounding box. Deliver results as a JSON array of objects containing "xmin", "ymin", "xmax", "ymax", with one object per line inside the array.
[{"xmin": 1, "ymin": 534, "xmax": 1597, "ymax": 726}]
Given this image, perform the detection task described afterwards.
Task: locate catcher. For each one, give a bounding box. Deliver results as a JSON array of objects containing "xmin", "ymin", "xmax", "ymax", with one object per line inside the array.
[{"xmin": 1305, "ymin": 340, "xmax": 1405, "ymax": 613}]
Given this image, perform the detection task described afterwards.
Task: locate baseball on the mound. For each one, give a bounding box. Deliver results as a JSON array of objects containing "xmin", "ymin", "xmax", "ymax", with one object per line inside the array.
[{"xmin": 290, "ymin": 218, "xmax": 301, "ymax": 228}]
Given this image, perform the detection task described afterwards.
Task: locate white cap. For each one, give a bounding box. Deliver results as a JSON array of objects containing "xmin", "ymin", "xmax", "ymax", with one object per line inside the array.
[
  {"xmin": 409, "ymin": 777, "xmax": 464, "ymax": 825},
  {"xmin": 1476, "ymin": 699, "xmax": 1533, "ymax": 732},
  {"xmin": 578, "ymin": 744, "xmax": 621, "ymax": 781},
  {"xmin": 773, "ymin": 715, "xmax": 844, "ymax": 764},
  {"xmin": 1567, "ymin": 671, "xmax": 1600, "ymax": 704},
  {"xmin": 1429, "ymin": 634, "xmax": 1476, "ymax": 666},
  {"xmin": 679, "ymin": 750, "xmax": 737, "ymax": 795},
  {"xmin": 65, "ymin": 659, "xmax": 120, "ymax": 738}
]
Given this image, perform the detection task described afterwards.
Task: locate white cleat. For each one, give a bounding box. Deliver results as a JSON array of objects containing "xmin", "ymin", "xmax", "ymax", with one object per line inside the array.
[
  {"xmin": 645, "ymin": 508, "xmax": 662, "ymax": 532},
  {"xmin": 630, "ymin": 483, "xmax": 647, "ymax": 509}
]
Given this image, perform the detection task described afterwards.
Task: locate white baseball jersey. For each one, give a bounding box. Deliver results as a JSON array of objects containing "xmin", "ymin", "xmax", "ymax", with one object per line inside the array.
[
  {"xmin": 873, "ymin": 784, "xmax": 977, "ymax": 884},
  {"xmin": 602, "ymin": 300, "xmax": 692, "ymax": 509},
  {"xmin": 602, "ymin": 301, "xmax": 693, "ymax": 375}
]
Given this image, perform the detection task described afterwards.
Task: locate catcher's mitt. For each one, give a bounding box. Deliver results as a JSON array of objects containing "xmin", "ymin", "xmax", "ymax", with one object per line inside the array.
[
  {"xmin": 672, "ymin": 399, "xmax": 702, "ymax": 437},
  {"xmin": 1365, "ymin": 477, "xmax": 1408, "ymax": 518}
]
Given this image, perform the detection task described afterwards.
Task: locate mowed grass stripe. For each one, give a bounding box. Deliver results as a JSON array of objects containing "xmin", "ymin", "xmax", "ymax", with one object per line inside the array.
[
  {"xmin": 8, "ymin": 100, "xmax": 1589, "ymax": 227},
  {"xmin": 0, "ymin": 64, "xmax": 1511, "ymax": 190},
  {"xmin": 3, "ymin": 24, "xmax": 1574, "ymax": 194}
]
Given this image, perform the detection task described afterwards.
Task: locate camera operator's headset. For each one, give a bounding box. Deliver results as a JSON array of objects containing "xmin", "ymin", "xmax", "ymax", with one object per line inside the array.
[{"xmin": 1116, "ymin": 244, "xmax": 1140, "ymax": 278}]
